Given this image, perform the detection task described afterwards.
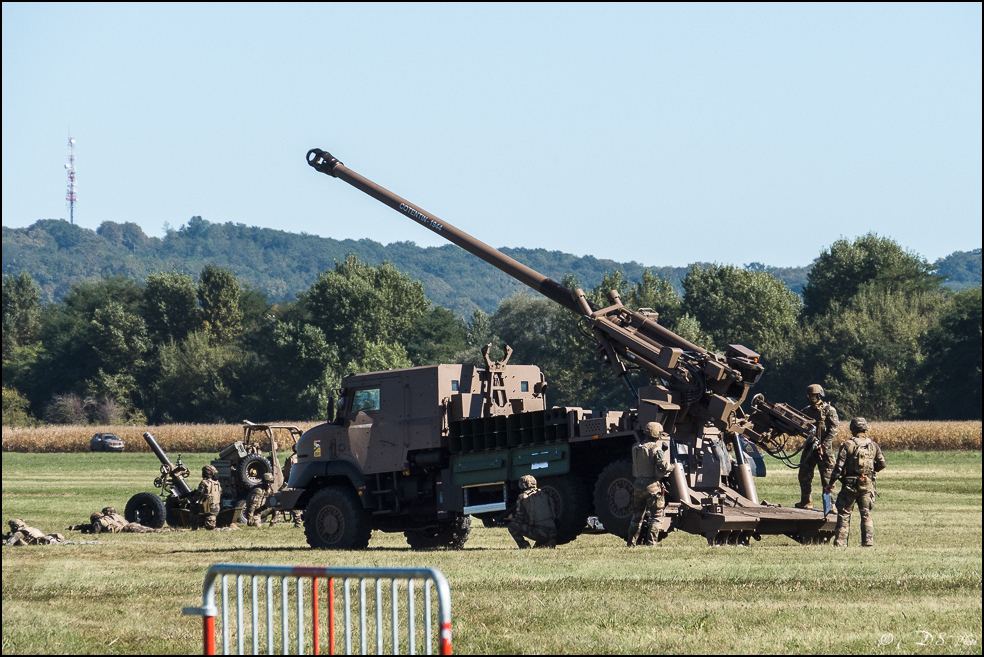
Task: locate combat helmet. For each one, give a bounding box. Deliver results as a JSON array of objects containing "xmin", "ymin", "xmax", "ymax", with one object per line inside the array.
[
  {"xmin": 518, "ymin": 475, "xmax": 537, "ymax": 491},
  {"xmin": 202, "ymin": 464, "xmax": 218, "ymax": 478},
  {"xmin": 806, "ymin": 384, "xmax": 825, "ymax": 398},
  {"xmin": 849, "ymin": 417, "xmax": 868, "ymax": 435},
  {"xmin": 90, "ymin": 512, "xmax": 102, "ymax": 524},
  {"xmin": 9, "ymin": 519, "xmax": 26, "ymax": 531},
  {"xmin": 643, "ymin": 422, "xmax": 664, "ymax": 440},
  {"xmin": 101, "ymin": 506, "xmax": 117, "ymax": 516},
  {"xmin": 262, "ymin": 473, "xmax": 274, "ymax": 483}
]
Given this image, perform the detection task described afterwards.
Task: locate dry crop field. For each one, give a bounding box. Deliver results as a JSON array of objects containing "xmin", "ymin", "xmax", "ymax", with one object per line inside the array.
[
  {"xmin": 1, "ymin": 450, "xmax": 981, "ymax": 655},
  {"xmin": 2, "ymin": 420, "xmax": 981, "ymax": 453}
]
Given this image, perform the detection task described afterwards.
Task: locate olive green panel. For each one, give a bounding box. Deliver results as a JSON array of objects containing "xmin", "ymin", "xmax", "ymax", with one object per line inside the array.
[
  {"xmin": 450, "ymin": 449, "xmax": 510, "ymax": 487},
  {"xmin": 510, "ymin": 444, "xmax": 569, "ymax": 479}
]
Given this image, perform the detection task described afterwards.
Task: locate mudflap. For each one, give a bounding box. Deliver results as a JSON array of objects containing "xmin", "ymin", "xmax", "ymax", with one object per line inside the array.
[{"xmin": 676, "ymin": 504, "xmax": 836, "ymax": 546}]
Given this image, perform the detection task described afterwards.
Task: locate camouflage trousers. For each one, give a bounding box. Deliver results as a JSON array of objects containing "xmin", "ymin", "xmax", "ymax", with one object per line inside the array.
[
  {"xmin": 192, "ymin": 505, "xmax": 217, "ymax": 531},
  {"xmin": 627, "ymin": 479, "xmax": 665, "ymax": 546},
  {"xmin": 833, "ymin": 485, "xmax": 874, "ymax": 547},
  {"xmin": 6, "ymin": 532, "xmax": 66, "ymax": 546},
  {"xmin": 798, "ymin": 445, "xmax": 834, "ymax": 506},
  {"xmin": 507, "ymin": 521, "xmax": 556, "ymax": 548},
  {"xmin": 122, "ymin": 523, "xmax": 163, "ymax": 533}
]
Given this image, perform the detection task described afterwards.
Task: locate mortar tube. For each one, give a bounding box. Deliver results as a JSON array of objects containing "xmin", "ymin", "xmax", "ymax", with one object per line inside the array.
[{"xmin": 143, "ymin": 432, "xmax": 193, "ymax": 497}]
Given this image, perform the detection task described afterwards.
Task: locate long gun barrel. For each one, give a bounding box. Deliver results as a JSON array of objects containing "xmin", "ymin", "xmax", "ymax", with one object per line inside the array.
[
  {"xmin": 143, "ymin": 432, "xmax": 193, "ymax": 497},
  {"xmin": 307, "ymin": 149, "xmax": 584, "ymax": 315}
]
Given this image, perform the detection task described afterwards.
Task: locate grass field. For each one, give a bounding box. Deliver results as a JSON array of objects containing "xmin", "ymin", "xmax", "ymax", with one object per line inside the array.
[{"xmin": 2, "ymin": 451, "xmax": 981, "ymax": 654}]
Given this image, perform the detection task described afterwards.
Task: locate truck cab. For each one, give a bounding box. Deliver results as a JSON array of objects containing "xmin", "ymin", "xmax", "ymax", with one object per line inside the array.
[{"xmin": 276, "ymin": 363, "xmax": 546, "ymax": 549}]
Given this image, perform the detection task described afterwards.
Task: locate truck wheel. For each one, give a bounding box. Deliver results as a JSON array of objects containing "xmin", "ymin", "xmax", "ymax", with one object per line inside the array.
[
  {"xmin": 125, "ymin": 492, "xmax": 167, "ymax": 529},
  {"xmin": 304, "ymin": 487, "xmax": 371, "ymax": 550},
  {"xmin": 537, "ymin": 472, "xmax": 591, "ymax": 545},
  {"xmin": 237, "ymin": 454, "xmax": 272, "ymax": 489},
  {"xmin": 593, "ymin": 460, "xmax": 634, "ymax": 540},
  {"xmin": 405, "ymin": 515, "xmax": 472, "ymax": 550}
]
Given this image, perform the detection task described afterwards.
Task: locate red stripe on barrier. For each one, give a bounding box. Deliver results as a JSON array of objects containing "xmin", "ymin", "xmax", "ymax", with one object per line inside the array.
[
  {"xmin": 328, "ymin": 578, "xmax": 336, "ymax": 655},
  {"xmin": 203, "ymin": 615, "xmax": 215, "ymax": 655},
  {"xmin": 440, "ymin": 621, "xmax": 452, "ymax": 655},
  {"xmin": 313, "ymin": 577, "xmax": 320, "ymax": 655}
]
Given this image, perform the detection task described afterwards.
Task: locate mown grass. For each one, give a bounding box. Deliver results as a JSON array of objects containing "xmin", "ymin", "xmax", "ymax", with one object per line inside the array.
[
  {"xmin": 2, "ymin": 451, "xmax": 981, "ymax": 654},
  {"xmin": 3, "ymin": 420, "xmax": 981, "ymax": 453}
]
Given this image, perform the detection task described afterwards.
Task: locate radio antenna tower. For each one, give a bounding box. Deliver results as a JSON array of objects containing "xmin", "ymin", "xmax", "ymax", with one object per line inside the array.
[{"xmin": 65, "ymin": 135, "xmax": 77, "ymax": 224}]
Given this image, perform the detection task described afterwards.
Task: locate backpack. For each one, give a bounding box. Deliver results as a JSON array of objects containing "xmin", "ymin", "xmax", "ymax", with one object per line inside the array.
[{"xmin": 845, "ymin": 437, "xmax": 876, "ymax": 491}]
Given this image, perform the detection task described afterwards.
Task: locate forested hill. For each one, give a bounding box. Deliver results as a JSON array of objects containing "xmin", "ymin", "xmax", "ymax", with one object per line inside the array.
[{"xmin": 3, "ymin": 217, "xmax": 980, "ymax": 314}]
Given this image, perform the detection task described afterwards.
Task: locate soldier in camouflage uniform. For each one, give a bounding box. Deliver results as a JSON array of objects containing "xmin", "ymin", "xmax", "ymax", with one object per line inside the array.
[
  {"xmin": 193, "ymin": 465, "xmax": 222, "ymax": 530},
  {"xmin": 825, "ymin": 418, "xmax": 886, "ymax": 547},
  {"xmin": 68, "ymin": 508, "xmax": 163, "ymax": 534},
  {"xmin": 627, "ymin": 422, "xmax": 674, "ymax": 547},
  {"xmin": 507, "ymin": 475, "xmax": 558, "ymax": 549},
  {"xmin": 245, "ymin": 473, "xmax": 276, "ymax": 527},
  {"xmin": 282, "ymin": 445, "xmax": 304, "ymax": 528},
  {"xmin": 5, "ymin": 519, "xmax": 66, "ymax": 545},
  {"xmin": 796, "ymin": 384, "xmax": 839, "ymax": 509}
]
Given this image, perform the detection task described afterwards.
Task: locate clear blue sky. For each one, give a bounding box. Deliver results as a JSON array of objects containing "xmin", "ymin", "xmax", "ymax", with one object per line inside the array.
[{"xmin": 2, "ymin": 3, "xmax": 981, "ymax": 268}]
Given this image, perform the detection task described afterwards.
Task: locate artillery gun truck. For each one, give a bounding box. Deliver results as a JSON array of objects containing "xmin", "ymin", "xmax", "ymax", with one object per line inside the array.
[{"xmin": 273, "ymin": 149, "xmax": 837, "ymax": 549}]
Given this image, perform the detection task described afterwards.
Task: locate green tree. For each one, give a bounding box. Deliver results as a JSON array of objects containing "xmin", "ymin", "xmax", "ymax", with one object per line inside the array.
[
  {"xmin": 921, "ymin": 286, "xmax": 982, "ymax": 419},
  {"xmin": 153, "ymin": 331, "xmax": 235, "ymax": 423},
  {"xmin": 802, "ymin": 233, "xmax": 943, "ymax": 317},
  {"xmin": 88, "ymin": 302, "xmax": 151, "ymax": 415},
  {"xmin": 626, "ymin": 268, "xmax": 681, "ymax": 327},
  {"xmin": 406, "ymin": 307, "xmax": 468, "ymax": 366},
  {"xmin": 798, "ymin": 290, "xmax": 944, "ymax": 420},
  {"xmin": 261, "ymin": 321, "xmax": 340, "ymax": 420},
  {"xmin": 198, "ymin": 265, "xmax": 243, "ymax": 345},
  {"xmin": 681, "ymin": 264, "xmax": 802, "ymax": 359},
  {"xmin": 2, "ymin": 385, "xmax": 37, "ymax": 427},
  {"xmin": 305, "ymin": 255, "xmax": 428, "ymax": 372},
  {"xmin": 2, "ymin": 272, "xmax": 43, "ymax": 361},
  {"xmin": 143, "ymin": 271, "xmax": 200, "ymax": 343}
]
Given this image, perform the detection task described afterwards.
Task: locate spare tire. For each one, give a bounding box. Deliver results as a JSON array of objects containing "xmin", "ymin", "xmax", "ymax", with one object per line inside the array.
[
  {"xmin": 237, "ymin": 454, "xmax": 272, "ymax": 490},
  {"xmin": 125, "ymin": 492, "xmax": 167, "ymax": 529}
]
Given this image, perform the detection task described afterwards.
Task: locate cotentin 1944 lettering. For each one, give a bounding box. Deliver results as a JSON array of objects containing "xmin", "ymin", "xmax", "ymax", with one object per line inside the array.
[{"xmin": 399, "ymin": 203, "xmax": 443, "ymax": 231}]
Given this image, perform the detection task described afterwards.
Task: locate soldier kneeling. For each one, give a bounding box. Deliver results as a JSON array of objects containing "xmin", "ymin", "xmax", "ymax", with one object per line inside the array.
[
  {"xmin": 245, "ymin": 473, "xmax": 275, "ymax": 527},
  {"xmin": 192, "ymin": 465, "xmax": 222, "ymax": 531},
  {"xmin": 507, "ymin": 475, "xmax": 558, "ymax": 549}
]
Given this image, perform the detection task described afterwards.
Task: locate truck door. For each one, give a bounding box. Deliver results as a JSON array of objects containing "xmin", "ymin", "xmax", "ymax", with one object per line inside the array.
[{"xmin": 342, "ymin": 385, "xmax": 380, "ymax": 469}]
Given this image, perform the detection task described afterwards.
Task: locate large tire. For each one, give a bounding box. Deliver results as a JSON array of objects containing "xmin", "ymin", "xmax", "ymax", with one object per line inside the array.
[
  {"xmin": 237, "ymin": 454, "xmax": 272, "ymax": 490},
  {"xmin": 304, "ymin": 486, "xmax": 372, "ymax": 550},
  {"xmin": 537, "ymin": 472, "xmax": 592, "ymax": 545},
  {"xmin": 125, "ymin": 492, "xmax": 167, "ymax": 529},
  {"xmin": 405, "ymin": 515, "xmax": 472, "ymax": 550},
  {"xmin": 593, "ymin": 460, "xmax": 634, "ymax": 540}
]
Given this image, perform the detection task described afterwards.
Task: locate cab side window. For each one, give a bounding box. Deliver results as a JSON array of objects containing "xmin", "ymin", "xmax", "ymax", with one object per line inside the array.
[{"xmin": 351, "ymin": 388, "xmax": 381, "ymax": 413}]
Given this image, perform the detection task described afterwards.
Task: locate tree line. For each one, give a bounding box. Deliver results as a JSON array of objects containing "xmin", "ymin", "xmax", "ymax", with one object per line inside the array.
[{"xmin": 2, "ymin": 233, "xmax": 981, "ymax": 426}]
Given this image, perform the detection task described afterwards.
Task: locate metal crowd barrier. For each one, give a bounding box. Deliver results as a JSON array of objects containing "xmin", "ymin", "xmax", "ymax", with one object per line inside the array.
[{"xmin": 183, "ymin": 564, "xmax": 452, "ymax": 655}]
